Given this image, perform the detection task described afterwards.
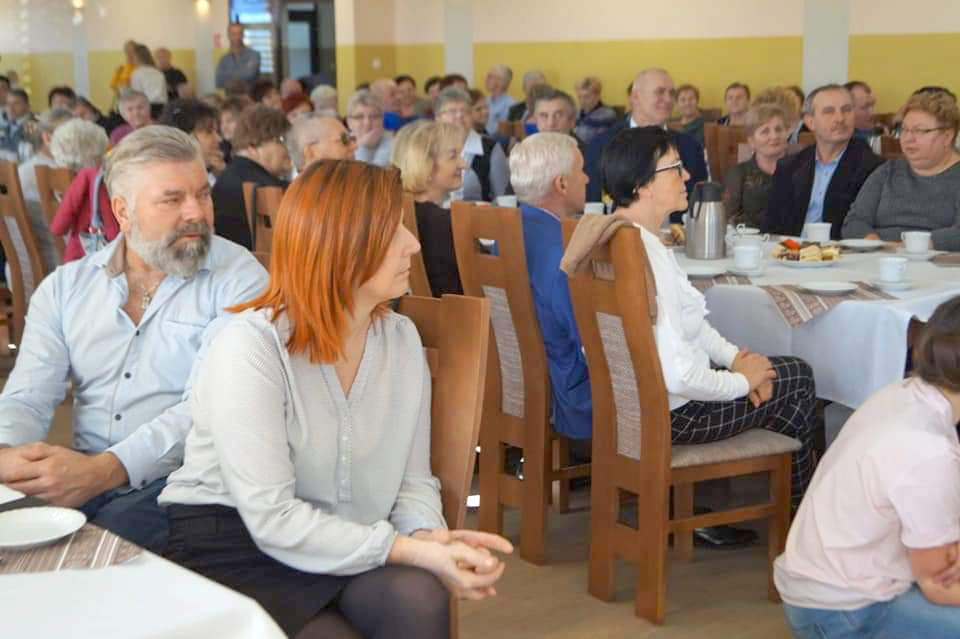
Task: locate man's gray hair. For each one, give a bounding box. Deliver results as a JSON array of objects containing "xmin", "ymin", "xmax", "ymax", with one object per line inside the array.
[
  {"xmin": 118, "ymin": 88, "xmax": 148, "ymax": 105},
  {"xmin": 50, "ymin": 118, "xmax": 109, "ymax": 170},
  {"xmin": 287, "ymin": 113, "xmax": 341, "ymax": 170},
  {"xmin": 346, "ymin": 90, "xmax": 383, "ymax": 116},
  {"xmin": 104, "ymin": 125, "xmax": 202, "ymax": 204},
  {"xmin": 434, "ymin": 86, "xmax": 471, "ymax": 113},
  {"xmin": 490, "ymin": 64, "xmax": 513, "ymax": 86},
  {"xmin": 533, "ymin": 89, "xmax": 576, "ymax": 116},
  {"xmin": 509, "ymin": 132, "xmax": 579, "ymax": 204},
  {"xmin": 310, "ymin": 84, "xmax": 338, "ymax": 112},
  {"xmin": 522, "ymin": 70, "xmax": 546, "ymax": 91},
  {"xmin": 803, "ymin": 83, "xmax": 850, "ymax": 115}
]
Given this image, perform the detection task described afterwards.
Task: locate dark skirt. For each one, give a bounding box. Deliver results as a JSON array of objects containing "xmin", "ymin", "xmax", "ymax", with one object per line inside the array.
[{"xmin": 164, "ymin": 504, "xmax": 348, "ymax": 637}]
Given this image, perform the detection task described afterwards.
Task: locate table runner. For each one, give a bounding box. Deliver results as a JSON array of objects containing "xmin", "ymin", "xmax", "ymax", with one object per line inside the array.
[
  {"xmin": 760, "ymin": 281, "xmax": 895, "ymax": 327},
  {"xmin": 0, "ymin": 522, "xmax": 141, "ymax": 575},
  {"xmin": 690, "ymin": 274, "xmax": 751, "ymax": 292}
]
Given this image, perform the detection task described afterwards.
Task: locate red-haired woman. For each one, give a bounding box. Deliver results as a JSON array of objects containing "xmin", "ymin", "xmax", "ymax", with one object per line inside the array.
[{"xmin": 160, "ymin": 160, "xmax": 511, "ymax": 639}]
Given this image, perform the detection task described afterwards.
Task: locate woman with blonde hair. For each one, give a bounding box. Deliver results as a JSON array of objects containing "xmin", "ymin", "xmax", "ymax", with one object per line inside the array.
[
  {"xmin": 392, "ymin": 120, "xmax": 467, "ymax": 296},
  {"xmin": 160, "ymin": 160, "xmax": 511, "ymax": 638},
  {"xmin": 723, "ymin": 104, "xmax": 789, "ymax": 228},
  {"xmin": 843, "ymin": 91, "xmax": 960, "ymax": 250},
  {"xmin": 753, "ymin": 86, "xmax": 803, "ymax": 143}
]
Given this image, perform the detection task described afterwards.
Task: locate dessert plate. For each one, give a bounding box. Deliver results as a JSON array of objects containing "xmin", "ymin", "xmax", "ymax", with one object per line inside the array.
[
  {"xmin": 798, "ymin": 281, "xmax": 857, "ymax": 295},
  {"xmin": 0, "ymin": 507, "xmax": 87, "ymax": 551}
]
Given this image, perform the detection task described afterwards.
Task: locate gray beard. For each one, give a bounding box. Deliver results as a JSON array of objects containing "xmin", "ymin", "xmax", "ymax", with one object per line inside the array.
[{"xmin": 126, "ymin": 217, "xmax": 212, "ymax": 279}]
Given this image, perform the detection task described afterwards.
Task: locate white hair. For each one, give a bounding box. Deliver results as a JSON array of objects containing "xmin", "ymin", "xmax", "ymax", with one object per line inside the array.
[
  {"xmin": 310, "ymin": 84, "xmax": 338, "ymax": 111},
  {"xmin": 50, "ymin": 118, "xmax": 109, "ymax": 169},
  {"xmin": 508, "ymin": 132, "xmax": 578, "ymax": 204},
  {"xmin": 104, "ymin": 125, "xmax": 202, "ymax": 205}
]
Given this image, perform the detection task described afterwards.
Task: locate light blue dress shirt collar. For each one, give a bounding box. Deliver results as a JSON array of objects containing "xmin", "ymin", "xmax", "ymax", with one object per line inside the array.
[{"xmin": 804, "ymin": 145, "xmax": 847, "ymax": 225}]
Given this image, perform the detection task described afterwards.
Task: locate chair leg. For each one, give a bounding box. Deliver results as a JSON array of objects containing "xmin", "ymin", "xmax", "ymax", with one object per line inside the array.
[
  {"xmin": 588, "ymin": 480, "xmax": 617, "ymax": 602},
  {"xmin": 767, "ymin": 454, "xmax": 793, "ymax": 603},
  {"xmin": 519, "ymin": 432, "xmax": 549, "ymax": 565},
  {"xmin": 448, "ymin": 596, "xmax": 459, "ymax": 639},
  {"xmin": 551, "ymin": 437, "xmax": 570, "ymax": 514},
  {"xmin": 634, "ymin": 522, "xmax": 668, "ymax": 625},
  {"xmin": 477, "ymin": 423, "xmax": 504, "ymax": 535},
  {"xmin": 672, "ymin": 482, "xmax": 694, "ymax": 562}
]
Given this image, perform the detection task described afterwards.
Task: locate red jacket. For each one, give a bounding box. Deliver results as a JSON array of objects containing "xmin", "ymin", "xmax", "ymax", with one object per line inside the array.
[{"xmin": 50, "ymin": 167, "xmax": 120, "ymax": 262}]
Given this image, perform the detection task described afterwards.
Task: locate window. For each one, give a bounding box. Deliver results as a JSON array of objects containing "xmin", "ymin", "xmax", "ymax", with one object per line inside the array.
[{"xmin": 231, "ymin": 0, "xmax": 274, "ymax": 75}]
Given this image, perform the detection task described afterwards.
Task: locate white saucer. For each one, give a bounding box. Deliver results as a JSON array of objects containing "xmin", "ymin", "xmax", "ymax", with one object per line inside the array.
[
  {"xmin": 838, "ymin": 239, "xmax": 887, "ymax": 250},
  {"xmin": 684, "ymin": 264, "xmax": 727, "ymax": 278},
  {"xmin": 798, "ymin": 281, "xmax": 858, "ymax": 295},
  {"xmin": 870, "ymin": 278, "xmax": 913, "ymax": 291},
  {"xmin": 0, "ymin": 506, "xmax": 87, "ymax": 550},
  {"xmin": 727, "ymin": 265, "xmax": 765, "ymax": 277},
  {"xmin": 898, "ymin": 249, "xmax": 941, "ymax": 261},
  {"xmin": 776, "ymin": 259, "xmax": 839, "ymax": 269}
]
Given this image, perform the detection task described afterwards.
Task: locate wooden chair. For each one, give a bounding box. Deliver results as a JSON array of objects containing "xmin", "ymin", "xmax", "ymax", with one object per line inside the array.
[
  {"xmin": 34, "ymin": 164, "xmax": 73, "ymax": 261},
  {"xmin": 401, "ymin": 193, "xmax": 433, "ymax": 297},
  {"xmin": 242, "ymin": 181, "xmax": 284, "ymax": 253},
  {"xmin": 253, "ymin": 251, "xmax": 271, "ymax": 271},
  {"xmin": 702, "ymin": 122, "xmax": 721, "ymax": 181},
  {"xmin": 714, "ymin": 125, "xmax": 747, "ymax": 183},
  {"xmin": 562, "ymin": 220, "xmax": 798, "ymax": 624},
  {"xmin": 880, "ymin": 136, "xmax": 902, "ymax": 160},
  {"xmin": 396, "ymin": 293, "xmax": 491, "ymax": 639},
  {"xmin": 0, "ymin": 161, "xmax": 48, "ymax": 346},
  {"xmin": 450, "ymin": 201, "xmax": 589, "ymax": 565},
  {"xmin": 797, "ymin": 131, "xmax": 816, "ymax": 147}
]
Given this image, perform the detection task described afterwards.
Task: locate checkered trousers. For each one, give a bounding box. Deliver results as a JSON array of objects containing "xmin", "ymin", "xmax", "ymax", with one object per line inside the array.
[{"xmin": 670, "ymin": 356, "xmax": 816, "ymax": 507}]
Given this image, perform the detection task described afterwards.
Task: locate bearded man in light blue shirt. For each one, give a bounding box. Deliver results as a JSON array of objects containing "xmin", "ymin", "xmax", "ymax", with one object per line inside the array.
[{"xmin": 0, "ymin": 126, "xmax": 268, "ymax": 551}]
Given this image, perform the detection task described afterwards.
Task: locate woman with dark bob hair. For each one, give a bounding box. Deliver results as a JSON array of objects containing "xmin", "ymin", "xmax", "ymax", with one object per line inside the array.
[
  {"xmin": 775, "ymin": 296, "xmax": 960, "ymax": 638},
  {"xmin": 600, "ymin": 126, "xmax": 817, "ymax": 508},
  {"xmin": 160, "ymin": 160, "xmax": 512, "ymax": 638}
]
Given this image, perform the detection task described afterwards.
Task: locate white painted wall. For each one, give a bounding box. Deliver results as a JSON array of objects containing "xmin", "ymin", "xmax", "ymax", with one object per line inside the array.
[
  {"xmin": 803, "ymin": 0, "xmax": 849, "ymax": 92},
  {"xmin": 444, "ymin": 0, "xmax": 472, "ymax": 80}
]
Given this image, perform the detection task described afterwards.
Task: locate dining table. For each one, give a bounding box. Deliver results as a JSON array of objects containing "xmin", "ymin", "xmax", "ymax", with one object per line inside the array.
[
  {"xmin": 0, "ymin": 484, "xmax": 286, "ymax": 639},
  {"xmin": 675, "ymin": 241, "xmax": 960, "ymax": 410}
]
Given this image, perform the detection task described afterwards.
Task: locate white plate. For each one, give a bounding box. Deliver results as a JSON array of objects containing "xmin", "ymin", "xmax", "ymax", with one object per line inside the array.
[
  {"xmin": 838, "ymin": 239, "xmax": 887, "ymax": 250},
  {"xmin": 799, "ymin": 281, "xmax": 858, "ymax": 295},
  {"xmin": 871, "ymin": 278, "xmax": 913, "ymax": 291},
  {"xmin": 727, "ymin": 265, "xmax": 765, "ymax": 277},
  {"xmin": 684, "ymin": 264, "xmax": 727, "ymax": 278},
  {"xmin": 776, "ymin": 259, "xmax": 839, "ymax": 269},
  {"xmin": 0, "ymin": 506, "xmax": 87, "ymax": 550},
  {"xmin": 897, "ymin": 249, "xmax": 941, "ymax": 262}
]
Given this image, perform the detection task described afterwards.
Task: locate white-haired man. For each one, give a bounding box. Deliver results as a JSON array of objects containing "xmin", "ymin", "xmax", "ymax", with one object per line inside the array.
[
  {"xmin": 484, "ymin": 64, "xmax": 515, "ymax": 136},
  {"xmin": 508, "ymin": 132, "xmax": 592, "ymax": 441},
  {"xmin": 288, "ymin": 112, "xmax": 356, "ymax": 173},
  {"xmin": 0, "ymin": 125, "xmax": 268, "ymax": 552}
]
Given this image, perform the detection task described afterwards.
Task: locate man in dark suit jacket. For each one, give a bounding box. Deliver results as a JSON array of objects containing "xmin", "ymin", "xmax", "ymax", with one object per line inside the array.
[
  {"xmin": 584, "ymin": 68, "xmax": 708, "ymax": 208},
  {"xmin": 764, "ymin": 84, "xmax": 884, "ymax": 239}
]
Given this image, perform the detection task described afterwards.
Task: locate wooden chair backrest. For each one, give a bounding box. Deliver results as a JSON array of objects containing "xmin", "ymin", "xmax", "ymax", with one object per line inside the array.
[
  {"xmin": 880, "ymin": 136, "xmax": 902, "ymax": 159},
  {"xmin": 450, "ymin": 201, "xmax": 550, "ymax": 425},
  {"xmin": 703, "ymin": 122, "xmax": 721, "ymax": 181},
  {"xmin": 397, "ymin": 294, "xmax": 490, "ymax": 528},
  {"xmin": 401, "ymin": 193, "xmax": 433, "ymax": 297},
  {"xmin": 0, "ymin": 161, "xmax": 43, "ymax": 346},
  {"xmin": 714, "ymin": 125, "xmax": 747, "ymax": 182},
  {"xmin": 253, "ymin": 185, "xmax": 283, "ymax": 253},
  {"xmin": 701, "ymin": 107, "xmax": 723, "ymax": 122},
  {"xmin": 33, "ymin": 164, "xmax": 73, "ymax": 260},
  {"xmin": 253, "ymin": 251, "xmax": 271, "ymax": 271},
  {"xmin": 241, "ymin": 181, "xmax": 256, "ymax": 248},
  {"xmin": 562, "ymin": 220, "xmax": 671, "ymax": 494},
  {"xmin": 797, "ymin": 131, "xmax": 815, "ymax": 147}
]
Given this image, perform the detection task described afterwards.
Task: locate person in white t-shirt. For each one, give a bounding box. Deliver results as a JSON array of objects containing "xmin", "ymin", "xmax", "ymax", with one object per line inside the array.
[
  {"xmin": 774, "ymin": 296, "xmax": 960, "ymax": 638},
  {"xmin": 129, "ymin": 43, "xmax": 168, "ymax": 119},
  {"xmin": 600, "ymin": 125, "xmax": 818, "ymax": 509}
]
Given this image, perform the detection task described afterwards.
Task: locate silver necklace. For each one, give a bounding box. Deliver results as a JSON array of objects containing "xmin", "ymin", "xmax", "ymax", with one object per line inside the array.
[{"xmin": 132, "ymin": 277, "xmax": 163, "ymax": 311}]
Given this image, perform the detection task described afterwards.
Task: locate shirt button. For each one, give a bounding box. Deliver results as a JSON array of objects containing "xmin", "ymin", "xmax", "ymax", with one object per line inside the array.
[
  {"xmin": 114, "ymin": 414, "xmax": 121, "ymax": 421},
  {"xmin": 135, "ymin": 330, "xmax": 140, "ymax": 336},
  {"xmin": 124, "ymin": 373, "xmax": 131, "ymax": 379}
]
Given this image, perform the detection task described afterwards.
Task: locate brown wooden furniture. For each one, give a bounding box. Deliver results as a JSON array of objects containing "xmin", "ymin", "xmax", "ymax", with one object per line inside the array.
[
  {"xmin": 714, "ymin": 125, "xmax": 748, "ymax": 183},
  {"xmin": 401, "ymin": 193, "xmax": 433, "ymax": 297},
  {"xmin": 0, "ymin": 161, "xmax": 48, "ymax": 346},
  {"xmin": 397, "ymin": 293, "xmax": 491, "ymax": 639},
  {"xmin": 797, "ymin": 131, "xmax": 815, "ymax": 147},
  {"xmin": 880, "ymin": 135, "xmax": 902, "ymax": 160},
  {"xmin": 562, "ymin": 220, "xmax": 799, "ymax": 624},
  {"xmin": 34, "ymin": 164, "xmax": 73, "ymax": 261},
  {"xmin": 242, "ymin": 181, "xmax": 284, "ymax": 253},
  {"xmin": 451, "ymin": 201, "xmax": 589, "ymax": 565}
]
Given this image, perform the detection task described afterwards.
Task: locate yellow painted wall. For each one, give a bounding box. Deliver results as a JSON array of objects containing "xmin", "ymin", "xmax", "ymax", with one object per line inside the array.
[
  {"xmin": 88, "ymin": 49, "xmax": 198, "ymax": 113},
  {"xmin": 474, "ymin": 37, "xmax": 803, "ymax": 111},
  {"xmin": 848, "ymin": 34, "xmax": 960, "ymax": 113},
  {"xmin": 335, "ymin": 44, "xmax": 399, "ymax": 111},
  {"xmin": 395, "ymin": 44, "xmax": 444, "ymax": 90},
  {"xmin": 0, "ymin": 52, "xmax": 73, "ymax": 109}
]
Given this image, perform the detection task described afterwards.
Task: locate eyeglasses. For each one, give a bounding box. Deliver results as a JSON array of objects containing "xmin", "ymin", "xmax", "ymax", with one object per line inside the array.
[
  {"xmin": 653, "ymin": 160, "xmax": 684, "ymax": 177},
  {"xmin": 271, "ymin": 135, "xmax": 287, "ymax": 146},
  {"xmin": 438, "ymin": 108, "xmax": 470, "ymax": 119},
  {"xmin": 900, "ymin": 126, "xmax": 948, "ymax": 138},
  {"xmin": 348, "ymin": 113, "xmax": 381, "ymax": 122}
]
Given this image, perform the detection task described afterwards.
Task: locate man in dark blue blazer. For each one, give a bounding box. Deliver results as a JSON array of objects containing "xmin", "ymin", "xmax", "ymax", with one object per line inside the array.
[{"xmin": 585, "ymin": 68, "xmax": 708, "ymax": 209}]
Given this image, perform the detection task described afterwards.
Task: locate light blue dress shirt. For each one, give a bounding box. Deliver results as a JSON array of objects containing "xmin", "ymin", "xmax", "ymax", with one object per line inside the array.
[
  {"xmin": 804, "ymin": 147, "xmax": 847, "ymax": 224},
  {"xmin": 0, "ymin": 235, "xmax": 268, "ymax": 490},
  {"xmin": 486, "ymin": 93, "xmax": 515, "ymax": 136}
]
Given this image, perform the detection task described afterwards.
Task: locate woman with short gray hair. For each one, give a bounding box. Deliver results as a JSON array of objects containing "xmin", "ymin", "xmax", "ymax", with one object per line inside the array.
[
  {"xmin": 346, "ymin": 91, "xmax": 393, "ymax": 167},
  {"xmin": 50, "ymin": 118, "xmax": 109, "ymax": 170}
]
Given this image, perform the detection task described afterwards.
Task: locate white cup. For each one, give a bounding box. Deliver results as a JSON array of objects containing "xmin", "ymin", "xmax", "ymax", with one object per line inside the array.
[
  {"xmin": 734, "ymin": 232, "xmax": 769, "ymax": 246},
  {"xmin": 878, "ymin": 256, "xmax": 908, "ymax": 283},
  {"xmin": 583, "ymin": 202, "xmax": 604, "ymax": 215},
  {"xmin": 803, "ymin": 222, "xmax": 832, "ymax": 243},
  {"xmin": 733, "ymin": 244, "xmax": 763, "ymax": 271},
  {"xmin": 901, "ymin": 231, "xmax": 932, "ymax": 254},
  {"xmin": 736, "ymin": 224, "xmax": 761, "ymax": 235},
  {"xmin": 495, "ymin": 195, "xmax": 518, "ymax": 208}
]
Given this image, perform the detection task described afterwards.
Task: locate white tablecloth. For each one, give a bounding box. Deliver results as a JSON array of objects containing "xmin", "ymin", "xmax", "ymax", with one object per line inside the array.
[
  {"xmin": 677, "ymin": 246, "xmax": 960, "ymax": 408},
  {"xmin": 0, "ymin": 486, "xmax": 285, "ymax": 639}
]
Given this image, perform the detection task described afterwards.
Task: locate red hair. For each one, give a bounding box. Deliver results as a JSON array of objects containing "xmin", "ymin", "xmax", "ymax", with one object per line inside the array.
[{"xmin": 230, "ymin": 160, "xmax": 403, "ymax": 363}]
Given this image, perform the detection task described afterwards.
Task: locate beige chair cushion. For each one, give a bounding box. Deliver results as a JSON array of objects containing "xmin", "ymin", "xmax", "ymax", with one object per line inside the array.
[
  {"xmin": 482, "ymin": 285, "xmax": 525, "ymax": 418},
  {"xmin": 671, "ymin": 429, "xmax": 800, "ymax": 469}
]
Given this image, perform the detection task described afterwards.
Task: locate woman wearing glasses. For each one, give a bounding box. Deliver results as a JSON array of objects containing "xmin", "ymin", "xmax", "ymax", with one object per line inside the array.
[
  {"xmin": 843, "ymin": 91, "xmax": 960, "ymax": 250},
  {"xmin": 347, "ymin": 91, "xmax": 394, "ymax": 168},
  {"xmin": 211, "ymin": 104, "xmax": 291, "ymax": 249},
  {"xmin": 601, "ymin": 126, "xmax": 818, "ymax": 508}
]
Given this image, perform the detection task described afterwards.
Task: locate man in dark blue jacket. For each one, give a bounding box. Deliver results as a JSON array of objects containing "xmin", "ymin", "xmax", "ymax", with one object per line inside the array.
[{"xmin": 585, "ymin": 68, "xmax": 708, "ymax": 213}]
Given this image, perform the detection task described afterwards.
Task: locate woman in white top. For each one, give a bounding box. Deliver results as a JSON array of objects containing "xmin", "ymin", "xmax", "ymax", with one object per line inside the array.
[
  {"xmin": 159, "ymin": 160, "xmax": 512, "ymax": 639},
  {"xmin": 774, "ymin": 297, "xmax": 960, "ymax": 638},
  {"xmin": 600, "ymin": 126, "xmax": 817, "ymax": 507},
  {"xmin": 129, "ymin": 44, "xmax": 167, "ymax": 119}
]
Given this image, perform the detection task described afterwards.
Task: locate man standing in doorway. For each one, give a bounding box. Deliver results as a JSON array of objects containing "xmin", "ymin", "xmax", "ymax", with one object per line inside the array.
[{"xmin": 215, "ymin": 23, "xmax": 261, "ymax": 94}]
